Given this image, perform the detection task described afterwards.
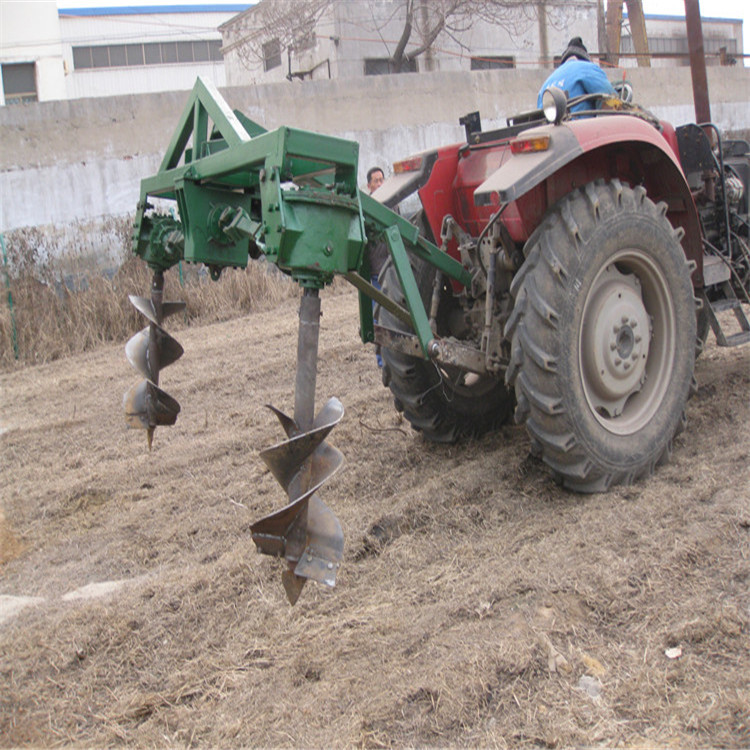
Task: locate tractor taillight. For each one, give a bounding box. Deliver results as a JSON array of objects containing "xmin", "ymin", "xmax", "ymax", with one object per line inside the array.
[
  {"xmin": 393, "ymin": 156, "xmax": 423, "ymax": 173},
  {"xmin": 510, "ymin": 135, "xmax": 551, "ymax": 154}
]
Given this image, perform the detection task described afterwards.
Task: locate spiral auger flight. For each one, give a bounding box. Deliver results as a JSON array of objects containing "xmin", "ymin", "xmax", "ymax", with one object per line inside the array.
[
  {"xmin": 123, "ymin": 270, "xmax": 185, "ymax": 449},
  {"xmin": 251, "ymin": 289, "xmax": 345, "ymax": 605}
]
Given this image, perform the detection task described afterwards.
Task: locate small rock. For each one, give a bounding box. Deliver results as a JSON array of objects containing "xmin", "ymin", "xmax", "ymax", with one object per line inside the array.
[
  {"xmin": 577, "ymin": 674, "xmax": 602, "ymax": 699},
  {"xmin": 665, "ymin": 646, "xmax": 683, "ymax": 659}
]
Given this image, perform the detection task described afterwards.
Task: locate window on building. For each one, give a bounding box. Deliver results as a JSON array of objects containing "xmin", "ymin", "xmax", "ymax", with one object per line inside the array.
[
  {"xmin": 620, "ymin": 35, "xmax": 737, "ymax": 64},
  {"xmin": 109, "ymin": 45, "xmax": 127, "ymax": 67},
  {"xmin": 92, "ymin": 46, "xmax": 110, "ymax": 68},
  {"xmin": 126, "ymin": 44, "xmax": 144, "ymax": 66},
  {"xmin": 161, "ymin": 42, "xmax": 178, "ymax": 64},
  {"xmin": 177, "ymin": 42, "xmax": 194, "ymax": 63},
  {"xmin": 72, "ymin": 41, "xmax": 223, "ymax": 70},
  {"xmin": 364, "ymin": 57, "xmax": 418, "ymax": 75},
  {"xmin": 144, "ymin": 43, "xmax": 163, "ymax": 65},
  {"xmin": 470, "ymin": 56, "xmax": 515, "ymax": 70},
  {"xmin": 193, "ymin": 41, "xmax": 210, "ymax": 62},
  {"xmin": 2, "ymin": 62, "xmax": 37, "ymax": 104},
  {"xmin": 263, "ymin": 39, "xmax": 282, "ymax": 71}
]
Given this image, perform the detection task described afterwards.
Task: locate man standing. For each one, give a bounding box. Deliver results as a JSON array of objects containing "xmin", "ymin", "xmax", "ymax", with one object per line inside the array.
[
  {"xmin": 365, "ymin": 166, "xmax": 387, "ymax": 367},
  {"xmin": 537, "ymin": 37, "xmax": 615, "ymax": 113}
]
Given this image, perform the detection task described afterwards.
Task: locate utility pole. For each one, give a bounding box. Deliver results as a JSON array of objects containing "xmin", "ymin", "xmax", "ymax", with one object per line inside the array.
[
  {"xmin": 537, "ymin": 2, "xmax": 550, "ymax": 68},
  {"xmin": 605, "ymin": 0, "xmax": 650, "ymax": 67},
  {"xmin": 684, "ymin": 0, "xmax": 711, "ymax": 125},
  {"xmin": 605, "ymin": 0, "xmax": 623, "ymax": 66}
]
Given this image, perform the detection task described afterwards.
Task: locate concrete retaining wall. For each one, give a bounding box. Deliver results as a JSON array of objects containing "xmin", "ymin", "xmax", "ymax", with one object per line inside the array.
[{"xmin": 1, "ymin": 66, "xmax": 749, "ymax": 233}]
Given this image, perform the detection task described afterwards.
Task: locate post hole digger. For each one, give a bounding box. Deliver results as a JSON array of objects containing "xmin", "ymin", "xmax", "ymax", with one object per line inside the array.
[{"xmin": 125, "ymin": 77, "xmax": 749, "ymax": 604}]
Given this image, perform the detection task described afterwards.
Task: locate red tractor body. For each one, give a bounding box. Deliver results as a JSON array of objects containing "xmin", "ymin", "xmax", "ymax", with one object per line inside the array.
[{"xmin": 403, "ymin": 114, "xmax": 703, "ymax": 282}]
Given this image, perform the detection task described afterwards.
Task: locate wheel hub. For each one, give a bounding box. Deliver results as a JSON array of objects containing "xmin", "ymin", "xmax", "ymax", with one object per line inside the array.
[{"xmin": 582, "ymin": 264, "xmax": 651, "ymax": 417}]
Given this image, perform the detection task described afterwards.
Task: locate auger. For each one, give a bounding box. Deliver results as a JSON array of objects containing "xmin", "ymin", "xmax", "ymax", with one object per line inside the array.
[
  {"xmin": 250, "ymin": 288, "xmax": 345, "ymax": 604},
  {"xmin": 123, "ymin": 268, "xmax": 184, "ymax": 449},
  {"xmin": 125, "ymin": 78, "xmax": 463, "ymax": 604}
]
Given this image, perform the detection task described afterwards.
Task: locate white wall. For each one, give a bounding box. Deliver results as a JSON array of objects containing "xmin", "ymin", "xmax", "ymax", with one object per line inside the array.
[{"xmin": 1, "ymin": 66, "xmax": 749, "ymax": 233}]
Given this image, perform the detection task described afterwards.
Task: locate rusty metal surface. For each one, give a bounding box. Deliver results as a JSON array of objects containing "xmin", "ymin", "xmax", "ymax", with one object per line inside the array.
[
  {"xmin": 684, "ymin": 0, "xmax": 711, "ymax": 126},
  {"xmin": 374, "ymin": 324, "xmax": 490, "ymax": 374}
]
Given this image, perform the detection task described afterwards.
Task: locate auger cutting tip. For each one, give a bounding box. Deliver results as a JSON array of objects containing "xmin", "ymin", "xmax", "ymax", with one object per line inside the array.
[
  {"xmin": 147, "ymin": 427, "xmax": 154, "ymax": 451},
  {"xmin": 282, "ymin": 568, "xmax": 306, "ymax": 605},
  {"xmin": 123, "ymin": 381, "xmax": 181, "ymax": 431}
]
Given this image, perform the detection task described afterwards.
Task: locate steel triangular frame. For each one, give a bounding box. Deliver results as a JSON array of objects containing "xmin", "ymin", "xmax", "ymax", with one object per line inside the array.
[{"xmin": 159, "ymin": 77, "xmax": 254, "ymax": 172}]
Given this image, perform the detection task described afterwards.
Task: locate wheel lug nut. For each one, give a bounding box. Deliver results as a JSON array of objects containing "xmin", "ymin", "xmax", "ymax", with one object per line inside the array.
[{"xmin": 621, "ymin": 315, "xmax": 629, "ymax": 324}]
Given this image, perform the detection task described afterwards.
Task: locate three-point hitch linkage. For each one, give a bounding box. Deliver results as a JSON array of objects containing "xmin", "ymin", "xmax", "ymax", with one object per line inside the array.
[{"xmin": 125, "ymin": 78, "xmax": 471, "ymax": 603}]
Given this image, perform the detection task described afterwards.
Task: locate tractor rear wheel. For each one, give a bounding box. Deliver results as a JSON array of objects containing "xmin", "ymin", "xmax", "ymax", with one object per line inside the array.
[
  {"xmin": 505, "ymin": 179, "xmax": 697, "ymax": 491},
  {"xmin": 378, "ymin": 255, "xmax": 514, "ymax": 443}
]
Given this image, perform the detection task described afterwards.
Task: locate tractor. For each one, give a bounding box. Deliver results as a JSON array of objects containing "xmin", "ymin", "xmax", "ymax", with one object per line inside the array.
[{"xmin": 124, "ymin": 77, "xmax": 750, "ymax": 603}]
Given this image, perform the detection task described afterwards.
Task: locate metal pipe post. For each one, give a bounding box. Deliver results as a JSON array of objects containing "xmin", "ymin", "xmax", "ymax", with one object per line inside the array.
[
  {"xmin": 684, "ymin": 0, "xmax": 711, "ymax": 127},
  {"xmin": 294, "ymin": 288, "xmax": 321, "ymax": 432}
]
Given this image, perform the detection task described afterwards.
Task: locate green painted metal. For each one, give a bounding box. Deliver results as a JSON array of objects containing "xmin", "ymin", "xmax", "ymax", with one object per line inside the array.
[
  {"xmin": 0, "ymin": 234, "xmax": 19, "ymax": 360},
  {"xmin": 384, "ymin": 226, "xmax": 434, "ymax": 357},
  {"xmin": 133, "ymin": 76, "xmax": 471, "ymax": 355}
]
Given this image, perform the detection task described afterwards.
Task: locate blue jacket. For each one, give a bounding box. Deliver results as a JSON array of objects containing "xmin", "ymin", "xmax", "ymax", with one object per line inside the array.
[{"xmin": 537, "ymin": 59, "xmax": 616, "ymax": 112}]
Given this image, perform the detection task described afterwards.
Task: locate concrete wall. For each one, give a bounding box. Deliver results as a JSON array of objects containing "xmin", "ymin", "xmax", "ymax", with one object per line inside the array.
[{"xmin": 1, "ymin": 66, "xmax": 749, "ymax": 233}]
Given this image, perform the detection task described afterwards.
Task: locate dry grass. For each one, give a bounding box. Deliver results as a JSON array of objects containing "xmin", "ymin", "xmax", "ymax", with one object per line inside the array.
[
  {"xmin": 0, "ymin": 217, "xmax": 298, "ymax": 369},
  {"xmin": 1, "ymin": 291, "xmax": 749, "ymax": 748}
]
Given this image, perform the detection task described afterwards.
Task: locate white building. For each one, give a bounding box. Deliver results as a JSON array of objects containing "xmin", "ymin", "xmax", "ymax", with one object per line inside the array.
[
  {"xmin": 620, "ymin": 13, "xmax": 744, "ymax": 68},
  {"xmin": 0, "ymin": 2, "xmax": 252, "ymax": 105},
  {"xmin": 0, "ymin": 1, "xmax": 67, "ymax": 104},
  {"xmin": 220, "ymin": 0, "xmax": 600, "ymax": 87}
]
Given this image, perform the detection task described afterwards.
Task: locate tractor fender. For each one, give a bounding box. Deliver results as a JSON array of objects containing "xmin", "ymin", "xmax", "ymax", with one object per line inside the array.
[
  {"xmin": 474, "ymin": 116, "xmax": 703, "ymax": 275},
  {"xmin": 474, "ymin": 122, "xmax": 582, "ymax": 206}
]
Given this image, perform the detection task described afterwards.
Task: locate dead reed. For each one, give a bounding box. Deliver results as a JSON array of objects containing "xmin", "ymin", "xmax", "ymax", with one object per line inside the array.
[{"xmin": 0, "ymin": 217, "xmax": 297, "ymax": 369}]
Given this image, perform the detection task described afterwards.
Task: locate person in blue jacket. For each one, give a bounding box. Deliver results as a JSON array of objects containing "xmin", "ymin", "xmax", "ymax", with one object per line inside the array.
[{"xmin": 537, "ymin": 37, "xmax": 615, "ymax": 113}]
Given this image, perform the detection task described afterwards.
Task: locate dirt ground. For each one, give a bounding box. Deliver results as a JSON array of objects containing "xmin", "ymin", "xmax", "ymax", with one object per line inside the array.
[{"xmin": 1, "ymin": 287, "xmax": 749, "ymax": 748}]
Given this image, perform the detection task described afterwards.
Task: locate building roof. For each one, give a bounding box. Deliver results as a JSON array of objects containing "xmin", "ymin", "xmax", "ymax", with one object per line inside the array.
[
  {"xmin": 58, "ymin": 4, "xmax": 252, "ymax": 17},
  {"xmin": 631, "ymin": 13, "xmax": 742, "ymax": 24}
]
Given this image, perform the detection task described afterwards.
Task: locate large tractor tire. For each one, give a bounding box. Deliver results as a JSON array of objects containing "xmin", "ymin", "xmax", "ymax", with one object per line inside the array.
[
  {"xmin": 378, "ymin": 255, "xmax": 514, "ymax": 443},
  {"xmin": 505, "ymin": 179, "xmax": 697, "ymax": 492}
]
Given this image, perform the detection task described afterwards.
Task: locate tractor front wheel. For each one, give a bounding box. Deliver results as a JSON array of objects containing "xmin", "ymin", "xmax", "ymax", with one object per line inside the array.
[{"xmin": 505, "ymin": 179, "xmax": 697, "ymax": 491}]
